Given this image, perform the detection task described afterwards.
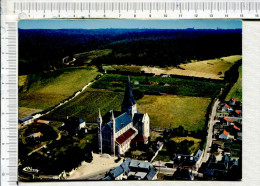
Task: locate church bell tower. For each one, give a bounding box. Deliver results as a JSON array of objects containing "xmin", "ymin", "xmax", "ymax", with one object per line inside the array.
[{"xmin": 121, "ymin": 76, "xmax": 137, "ymax": 118}]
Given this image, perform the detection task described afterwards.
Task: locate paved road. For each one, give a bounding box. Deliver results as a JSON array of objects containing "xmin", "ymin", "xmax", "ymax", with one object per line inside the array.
[{"xmin": 200, "ymin": 99, "xmax": 220, "ymax": 164}]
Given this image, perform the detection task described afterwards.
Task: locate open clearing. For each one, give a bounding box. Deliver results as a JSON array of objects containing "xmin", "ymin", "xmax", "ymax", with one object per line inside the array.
[
  {"xmin": 19, "ymin": 67, "xmax": 100, "ymax": 115},
  {"xmin": 225, "ymin": 65, "xmax": 242, "ymax": 102},
  {"xmin": 142, "ymin": 55, "xmax": 242, "ymax": 80},
  {"xmin": 137, "ymin": 95, "xmax": 211, "ymax": 132}
]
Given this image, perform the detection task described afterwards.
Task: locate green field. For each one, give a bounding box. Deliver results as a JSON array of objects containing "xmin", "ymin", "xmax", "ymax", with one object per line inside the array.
[
  {"xmin": 91, "ymin": 74, "xmax": 224, "ymax": 98},
  {"xmin": 43, "ymin": 90, "xmax": 124, "ymax": 122},
  {"xmin": 19, "ymin": 67, "xmax": 100, "ymax": 112},
  {"xmin": 225, "ymin": 65, "xmax": 242, "ymax": 102},
  {"xmin": 137, "ymin": 95, "xmax": 211, "ymax": 131}
]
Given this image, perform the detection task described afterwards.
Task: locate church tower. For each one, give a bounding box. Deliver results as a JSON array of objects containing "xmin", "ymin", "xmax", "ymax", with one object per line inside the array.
[
  {"xmin": 121, "ymin": 76, "xmax": 137, "ymax": 118},
  {"xmin": 97, "ymin": 108, "xmax": 103, "ymax": 154},
  {"xmin": 110, "ymin": 111, "xmax": 116, "ymax": 156}
]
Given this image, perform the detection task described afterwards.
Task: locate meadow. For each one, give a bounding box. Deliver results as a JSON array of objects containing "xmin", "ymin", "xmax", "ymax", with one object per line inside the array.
[
  {"xmin": 137, "ymin": 95, "xmax": 211, "ymax": 131},
  {"xmin": 19, "ymin": 67, "xmax": 100, "ymax": 116},
  {"xmin": 90, "ymin": 74, "xmax": 224, "ymax": 98},
  {"xmin": 225, "ymin": 65, "xmax": 242, "ymax": 102},
  {"xmin": 143, "ymin": 55, "xmax": 242, "ymax": 80}
]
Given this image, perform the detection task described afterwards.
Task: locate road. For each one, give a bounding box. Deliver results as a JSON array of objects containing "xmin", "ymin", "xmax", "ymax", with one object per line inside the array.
[
  {"xmin": 155, "ymin": 165, "xmax": 203, "ymax": 178},
  {"xmin": 200, "ymin": 99, "xmax": 220, "ymax": 164},
  {"xmin": 28, "ymin": 145, "xmax": 46, "ymax": 156}
]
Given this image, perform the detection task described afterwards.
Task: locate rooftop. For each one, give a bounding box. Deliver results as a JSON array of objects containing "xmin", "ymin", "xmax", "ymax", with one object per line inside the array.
[
  {"xmin": 107, "ymin": 112, "xmax": 132, "ymax": 132},
  {"xmin": 223, "ymin": 130, "xmax": 229, "ymax": 136},
  {"xmin": 19, "ymin": 116, "xmax": 33, "ymax": 123},
  {"xmin": 105, "ymin": 158, "xmax": 157, "ymax": 180},
  {"xmin": 224, "ymin": 117, "xmax": 232, "ymax": 122},
  {"xmin": 116, "ymin": 128, "xmax": 136, "ymax": 145}
]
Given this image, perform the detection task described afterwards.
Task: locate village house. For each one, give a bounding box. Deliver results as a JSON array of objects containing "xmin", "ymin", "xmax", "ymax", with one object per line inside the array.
[
  {"xmin": 173, "ymin": 151, "xmax": 203, "ymax": 171},
  {"xmin": 36, "ymin": 119, "xmax": 50, "ymax": 125},
  {"xmin": 19, "ymin": 116, "xmax": 34, "ymax": 126},
  {"xmin": 222, "ymin": 117, "xmax": 232, "ymax": 126},
  {"xmin": 229, "ymin": 98, "xmax": 237, "ymax": 106},
  {"xmin": 103, "ymin": 158, "xmax": 157, "ymax": 180},
  {"xmin": 234, "ymin": 110, "xmax": 242, "ymax": 117},
  {"xmin": 219, "ymin": 130, "xmax": 229, "ymax": 140},
  {"xmin": 222, "ymin": 104, "xmax": 233, "ymax": 112},
  {"xmin": 59, "ymin": 117, "xmax": 87, "ymax": 135},
  {"xmin": 98, "ymin": 76, "xmax": 150, "ymax": 156}
]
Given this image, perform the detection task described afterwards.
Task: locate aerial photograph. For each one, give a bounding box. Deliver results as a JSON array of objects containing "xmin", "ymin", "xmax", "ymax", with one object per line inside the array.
[{"xmin": 18, "ymin": 19, "xmax": 242, "ymax": 181}]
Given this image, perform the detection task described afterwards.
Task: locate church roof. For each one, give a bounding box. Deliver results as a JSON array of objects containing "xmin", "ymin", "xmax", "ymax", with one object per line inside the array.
[
  {"xmin": 107, "ymin": 112, "xmax": 132, "ymax": 132},
  {"xmin": 122, "ymin": 76, "xmax": 136, "ymax": 107},
  {"xmin": 116, "ymin": 128, "xmax": 136, "ymax": 145}
]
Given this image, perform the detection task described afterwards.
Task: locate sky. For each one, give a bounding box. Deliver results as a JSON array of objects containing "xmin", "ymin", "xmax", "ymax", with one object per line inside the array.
[{"xmin": 19, "ymin": 19, "xmax": 242, "ymax": 30}]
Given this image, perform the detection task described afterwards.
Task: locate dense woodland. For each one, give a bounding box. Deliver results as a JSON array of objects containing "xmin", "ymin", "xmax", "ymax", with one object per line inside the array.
[{"xmin": 19, "ymin": 28, "xmax": 242, "ymax": 74}]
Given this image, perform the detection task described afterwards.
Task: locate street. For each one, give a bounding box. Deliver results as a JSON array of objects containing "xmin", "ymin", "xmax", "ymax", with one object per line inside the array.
[{"xmin": 200, "ymin": 99, "xmax": 220, "ymax": 164}]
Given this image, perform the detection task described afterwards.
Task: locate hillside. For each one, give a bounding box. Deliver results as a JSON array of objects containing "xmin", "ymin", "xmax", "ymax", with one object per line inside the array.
[
  {"xmin": 225, "ymin": 65, "xmax": 242, "ymax": 102},
  {"xmin": 19, "ymin": 67, "xmax": 100, "ymax": 118}
]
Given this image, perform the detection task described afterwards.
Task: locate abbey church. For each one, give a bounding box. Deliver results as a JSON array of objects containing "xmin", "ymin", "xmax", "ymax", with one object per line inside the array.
[{"xmin": 97, "ymin": 76, "xmax": 150, "ymax": 155}]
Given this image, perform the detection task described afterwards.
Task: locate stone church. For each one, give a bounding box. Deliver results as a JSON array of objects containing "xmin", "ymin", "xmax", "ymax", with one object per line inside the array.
[{"xmin": 98, "ymin": 76, "xmax": 150, "ymax": 155}]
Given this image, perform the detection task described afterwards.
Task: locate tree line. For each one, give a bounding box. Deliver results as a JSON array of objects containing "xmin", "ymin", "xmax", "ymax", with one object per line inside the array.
[{"xmin": 19, "ymin": 28, "xmax": 241, "ymax": 74}]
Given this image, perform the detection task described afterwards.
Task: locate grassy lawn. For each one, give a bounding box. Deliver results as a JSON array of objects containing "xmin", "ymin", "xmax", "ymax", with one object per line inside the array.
[
  {"xmin": 137, "ymin": 95, "xmax": 211, "ymax": 131},
  {"xmin": 19, "ymin": 66, "xmax": 100, "ymax": 112},
  {"xmin": 142, "ymin": 55, "xmax": 242, "ymax": 80},
  {"xmin": 170, "ymin": 136, "xmax": 201, "ymax": 154},
  {"xmin": 225, "ymin": 65, "xmax": 242, "ymax": 102},
  {"xmin": 91, "ymin": 74, "xmax": 224, "ymax": 98},
  {"xmin": 43, "ymin": 90, "xmax": 124, "ymax": 122}
]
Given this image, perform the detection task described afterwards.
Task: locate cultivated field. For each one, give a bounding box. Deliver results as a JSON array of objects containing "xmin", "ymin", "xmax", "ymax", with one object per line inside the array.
[
  {"xmin": 43, "ymin": 90, "xmax": 124, "ymax": 122},
  {"xmin": 19, "ymin": 67, "xmax": 100, "ymax": 118},
  {"xmin": 91, "ymin": 74, "xmax": 224, "ymax": 98},
  {"xmin": 137, "ymin": 95, "xmax": 211, "ymax": 132},
  {"xmin": 142, "ymin": 55, "xmax": 242, "ymax": 80},
  {"xmin": 225, "ymin": 65, "xmax": 242, "ymax": 102}
]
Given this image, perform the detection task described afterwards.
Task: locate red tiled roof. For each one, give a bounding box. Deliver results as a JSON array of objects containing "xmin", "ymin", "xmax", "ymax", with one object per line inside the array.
[
  {"xmin": 37, "ymin": 120, "xmax": 49, "ymax": 124},
  {"xmin": 233, "ymin": 125, "xmax": 241, "ymax": 131},
  {"xmin": 224, "ymin": 104, "xmax": 230, "ymax": 108},
  {"xmin": 223, "ymin": 130, "xmax": 229, "ymax": 136},
  {"xmin": 235, "ymin": 110, "xmax": 241, "ymax": 114},
  {"xmin": 224, "ymin": 117, "xmax": 232, "ymax": 123},
  {"xmin": 116, "ymin": 128, "xmax": 136, "ymax": 145}
]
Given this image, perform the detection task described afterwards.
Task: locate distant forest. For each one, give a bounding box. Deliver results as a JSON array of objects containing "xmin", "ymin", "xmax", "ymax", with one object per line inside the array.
[{"xmin": 19, "ymin": 28, "xmax": 242, "ymax": 75}]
